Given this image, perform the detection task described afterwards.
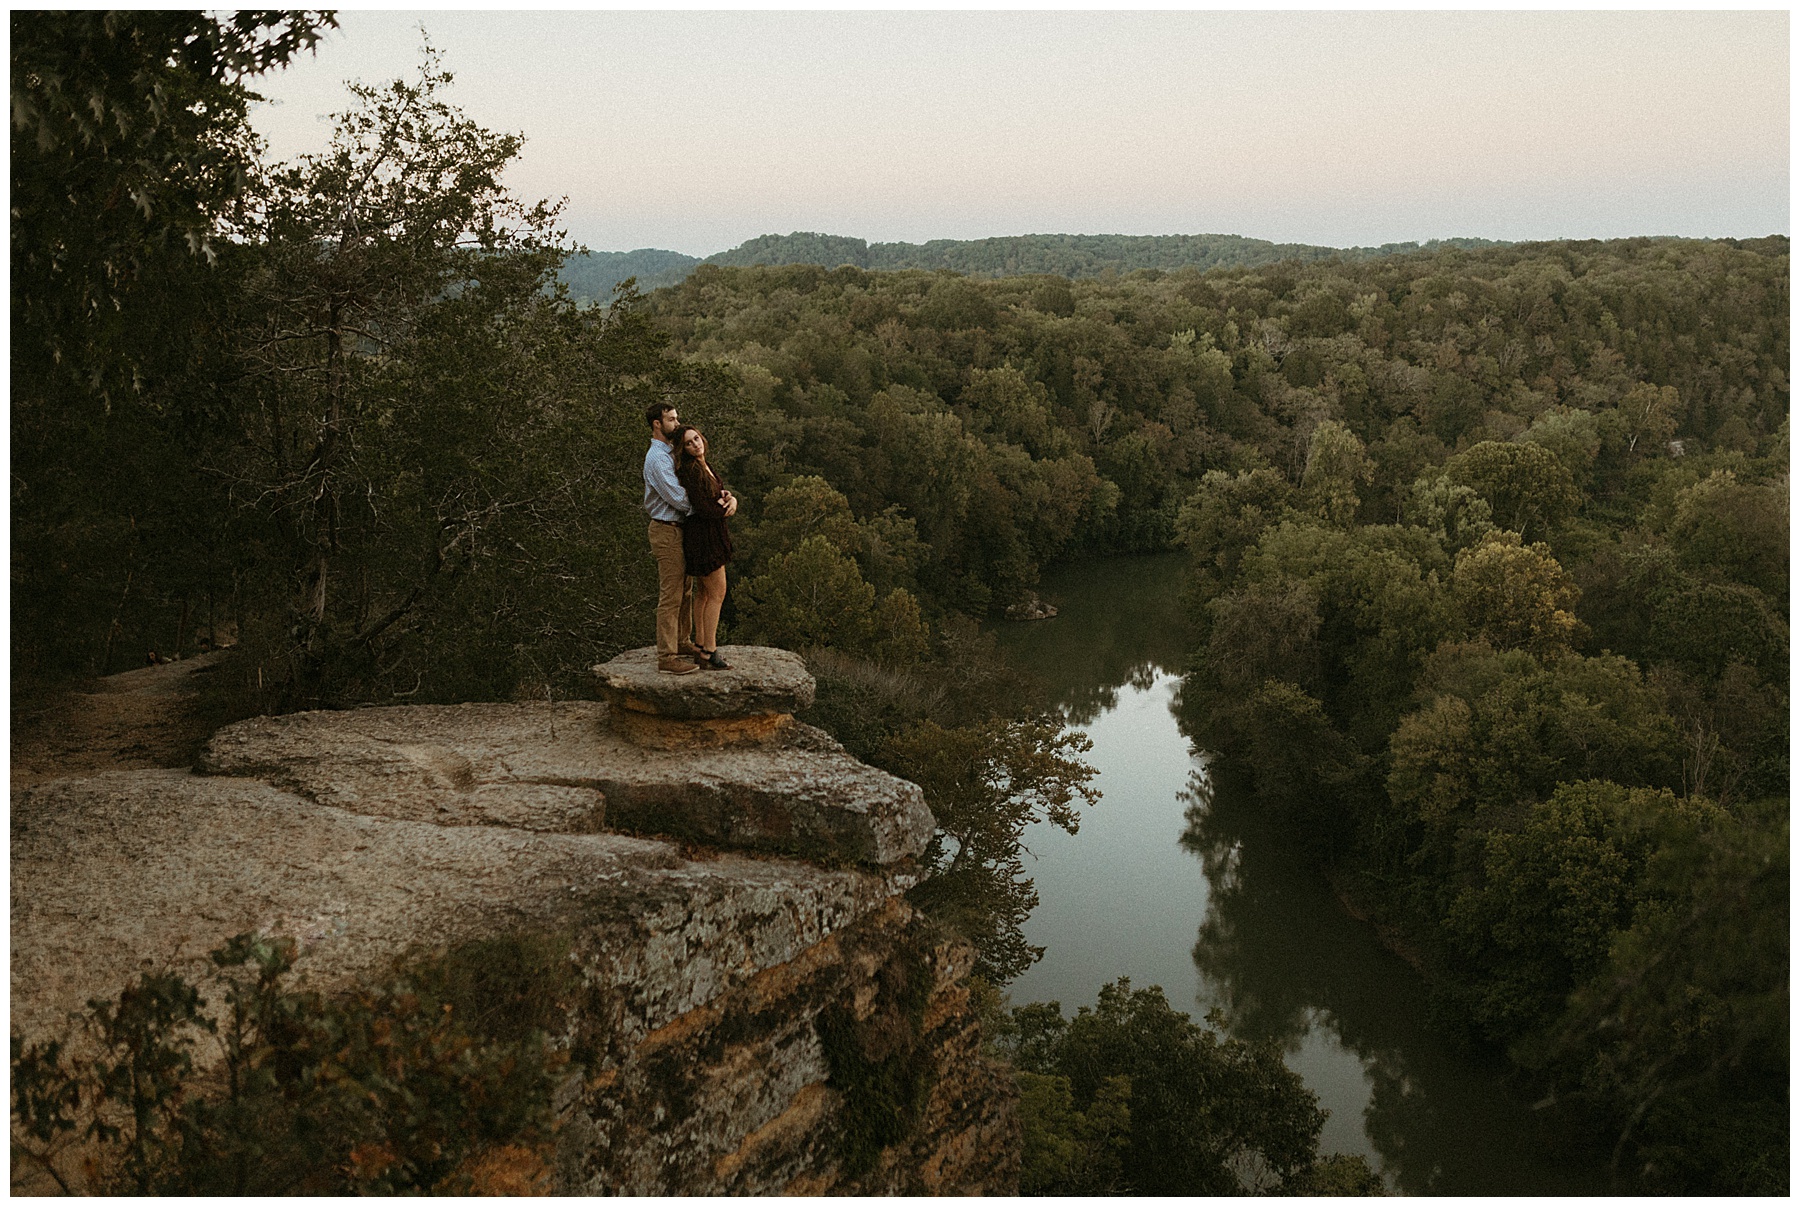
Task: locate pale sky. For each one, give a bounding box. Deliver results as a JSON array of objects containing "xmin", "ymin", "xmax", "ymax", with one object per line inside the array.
[{"xmin": 246, "ymin": 9, "xmax": 1790, "ymax": 257}]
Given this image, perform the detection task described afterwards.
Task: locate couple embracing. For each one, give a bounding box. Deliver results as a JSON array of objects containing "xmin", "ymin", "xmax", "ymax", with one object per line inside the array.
[{"xmin": 642, "ymin": 402, "xmax": 736, "ymax": 675}]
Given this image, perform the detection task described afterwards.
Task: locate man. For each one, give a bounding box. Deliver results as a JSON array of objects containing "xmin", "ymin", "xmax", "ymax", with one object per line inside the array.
[{"xmin": 642, "ymin": 403, "xmax": 735, "ymax": 673}]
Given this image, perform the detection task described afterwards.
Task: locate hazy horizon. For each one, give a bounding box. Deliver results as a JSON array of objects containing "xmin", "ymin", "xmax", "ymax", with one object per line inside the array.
[
  {"xmin": 560, "ymin": 230, "xmax": 1525, "ymax": 261},
  {"xmin": 248, "ymin": 10, "xmax": 1789, "ymax": 258}
]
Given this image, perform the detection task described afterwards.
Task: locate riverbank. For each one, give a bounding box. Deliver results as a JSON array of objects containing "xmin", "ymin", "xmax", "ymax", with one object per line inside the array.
[{"xmin": 992, "ymin": 551, "xmax": 1615, "ymax": 1194}]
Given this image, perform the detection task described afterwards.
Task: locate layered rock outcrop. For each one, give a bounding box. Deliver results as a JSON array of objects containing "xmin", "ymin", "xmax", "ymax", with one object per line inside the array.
[{"xmin": 10, "ymin": 647, "xmax": 1018, "ymax": 1194}]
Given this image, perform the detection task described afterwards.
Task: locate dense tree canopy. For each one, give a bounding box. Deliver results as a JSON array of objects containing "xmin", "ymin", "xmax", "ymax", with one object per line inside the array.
[
  {"xmin": 555, "ymin": 231, "xmax": 1513, "ymax": 307},
  {"xmin": 645, "ymin": 236, "xmax": 1784, "ymax": 621},
  {"xmin": 1139, "ymin": 248, "xmax": 1788, "ymax": 1191},
  {"xmin": 703, "ymin": 230, "xmax": 1507, "ymax": 281}
]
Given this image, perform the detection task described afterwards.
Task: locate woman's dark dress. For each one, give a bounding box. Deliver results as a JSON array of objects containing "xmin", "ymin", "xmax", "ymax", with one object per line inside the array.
[{"xmin": 678, "ymin": 460, "xmax": 734, "ymax": 576}]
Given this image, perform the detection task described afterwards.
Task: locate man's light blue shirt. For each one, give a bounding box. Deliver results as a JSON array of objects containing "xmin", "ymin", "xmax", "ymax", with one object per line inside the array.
[{"xmin": 643, "ymin": 439, "xmax": 691, "ymax": 523}]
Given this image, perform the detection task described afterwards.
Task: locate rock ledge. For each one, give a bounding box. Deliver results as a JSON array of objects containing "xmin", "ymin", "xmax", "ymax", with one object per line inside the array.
[
  {"xmin": 594, "ymin": 645, "xmax": 814, "ymax": 721},
  {"xmin": 196, "ymin": 699, "xmax": 934, "ymax": 867}
]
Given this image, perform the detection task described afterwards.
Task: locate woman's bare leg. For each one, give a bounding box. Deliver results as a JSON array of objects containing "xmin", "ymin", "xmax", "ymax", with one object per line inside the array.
[{"xmin": 696, "ymin": 567, "xmax": 727, "ymax": 650}]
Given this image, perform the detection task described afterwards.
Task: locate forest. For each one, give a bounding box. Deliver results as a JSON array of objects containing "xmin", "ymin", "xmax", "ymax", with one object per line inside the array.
[
  {"xmin": 704, "ymin": 229, "xmax": 1506, "ymax": 279},
  {"xmin": 12, "ymin": 13, "xmax": 1786, "ymax": 1196},
  {"xmin": 557, "ymin": 245, "xmax": 700, "ymax": 299},
  {"xmin": 556, "ymin": 229, "xmax": 1508, "ymax": 307}
]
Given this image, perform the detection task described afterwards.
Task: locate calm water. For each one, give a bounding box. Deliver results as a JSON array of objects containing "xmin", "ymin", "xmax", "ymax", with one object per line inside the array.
[{"xmin": 994, "ymin": 553, "xmax": 1611, "ymax": 1195}]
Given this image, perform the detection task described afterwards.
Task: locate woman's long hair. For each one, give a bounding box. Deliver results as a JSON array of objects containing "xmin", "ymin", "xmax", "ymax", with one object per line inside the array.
[{"xmin": 671, "ymin": 425, "xmax": 718, "ymax": 494}]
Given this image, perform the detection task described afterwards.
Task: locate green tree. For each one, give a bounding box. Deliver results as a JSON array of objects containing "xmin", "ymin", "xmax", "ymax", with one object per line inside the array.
[
  {"xmin": 1176, "ymin": 467, "xmax": 1295, "ymax": 591},
  {"xmin": 1647, "ymin": 583, "xmax": 1787, "ymax": 680},
  {"xmin": 1441, "ymin": 441, "xmax": 1581, "ymax": 542},
  {"xmin": 1388, "ymin": 643, "xmax": 1682, "ymax": 873},
  {"xmin": 1521, "ymin": 408, "xmax": 1605, "ymax": 492},
  {"xmin": 1665, "ymin": 470, "xmax": 1787, "ymax": 603},
  {"xmin": 1451, "ymin": 531, "xmax": 1583, "ymax": 657},
  {"xmin": 868, "ymin": 588, "xmax": 931, "ymax": 666},
  {"xmin": 883, "ymin": 717, "xmax": 1098, "ymax": 983},
  {"xmin": 860, "ymin": 387, "xmax": 980, "ymax": 556},
  {"xmin": 960, "ymin": 366, "xmax": 1072, "ymax": 459},
  {"xmin": 854, "ymin": 505, "xmax": 929, "ymax": 597},
  {"xmin": 1300, "ymin": 420, "xmax": 1374, "ymax": 528},
  {"xmin": 1444, "ymin": 781, "xmax": 1721, "ymax": 1044},
  {"xmin": 739, "ymin": 475, "xmax": 861, "ymax": 571},
  {"xmin": 233, "ymin": 47, "xmax": 564, "ymax": 690},
  {"xmin": 1530, "ymin": 799, "xmax": 1788, "ymax": 1194},
  {"xmin": 737, "ymin": 535, "xmax": 878, "ymax": 650},
  {"xmin": 1202, "ymin": 581, "xmax": 1324, "ymax": 700},
  {"xmin": 11, "ymin": 11, "xmax": 334, "ymax": 682},
  {"xmin": 1015, "ymin": 1072, "xmax": 1131, "ymax": 1194},
  {"xmin": 1006, "ymin": 980, "xmax": 1342, "ymax": 1195},
  {"xmin": 1402, "ymin": 474, "xmax": 1496, "ymax": 554},
  {"xmin": 11, "ymin": 10, "xmax": 334, "ymax": 396},
  {"xmin": 1227, "ymin": 521, "xmax": 1453, "ymax": 743},
  {"xmin": 1234, "ymin": 680, "xmax": 1369, "ymax": 855}
]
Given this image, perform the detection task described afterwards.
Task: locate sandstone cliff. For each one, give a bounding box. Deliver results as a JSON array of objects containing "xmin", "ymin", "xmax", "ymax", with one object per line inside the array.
[{"xmin": 10, "ymin": 646, "xmax": 1019, "ymax": 1194}]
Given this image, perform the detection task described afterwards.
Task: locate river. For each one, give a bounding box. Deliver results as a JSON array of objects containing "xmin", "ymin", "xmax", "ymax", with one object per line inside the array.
[{"xmin": 993, "ymin": 552, "xmax": 1611, "ymax": 1195}]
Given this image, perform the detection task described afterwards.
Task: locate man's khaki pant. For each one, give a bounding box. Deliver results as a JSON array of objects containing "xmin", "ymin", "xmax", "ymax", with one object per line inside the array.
[{"xmin": 648, "ymin": 520, "xmax": 693, "ymax": 659}]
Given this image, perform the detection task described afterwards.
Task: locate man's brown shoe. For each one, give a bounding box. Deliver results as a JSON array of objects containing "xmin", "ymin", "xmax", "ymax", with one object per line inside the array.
[
  {"xmin": 657, "ymin": 656, "xmax": 699, "ymax": 675},
  {"xmin": 679, "ymin": 640, "xmax": 705, "ymax": 659}
]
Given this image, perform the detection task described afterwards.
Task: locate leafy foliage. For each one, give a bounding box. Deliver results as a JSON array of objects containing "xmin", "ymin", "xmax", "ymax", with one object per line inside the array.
[
  {"xmin": 1440, "ymin": 440, "xmax": 1582, "ymax": 542},
  {"xmin": 11, "ymin": 10, "xmax": 334, "ymax": 396},
  {"xmin": 997, "ymin": 980, "xmax": 1380, "ymax": 1195},
  {"xmin": 1529, "ymin": 798, "xmax": 1788, "ymax": 1194},
  {"xmin": 11, "ymin": 11, "xmax": 331, "ymax": 684},
  {"xmin": 699, "ymin": 229, "xmax": 1506, "ymax": 281},
  {"xmin": 1450, "ymin": 532, "xmax": 1583, "ymax": 656},
  {"xmin": 1441, "ymin": 782, "xmax": 1722, "ymax": 1043},
  {"xmin": 1015, "ymin": 1071, "xmax": 1131, "ymax": 1194},
  {"xmin": 884, "ymin": 716, "xmax": 1099, "ymax": 984},
  {"xmin": 10, "ymin": 932, "xmax": 573, "ymax": 1194},
  {"xmin": 1161, "ymin": 240, "xmax": 1787, "ymax": 1192}
]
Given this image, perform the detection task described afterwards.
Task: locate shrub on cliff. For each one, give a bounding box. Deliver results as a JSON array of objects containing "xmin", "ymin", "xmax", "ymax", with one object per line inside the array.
[
  {"xmin": 11, "ymin": 932, "xmax": 574, "ymax": 1194},
  {"xmin": 885, "ymin": 716, "xmax": 1099, "ymax": 984},
  {"xmin": 801, "ymin": 625, "xmax": 1102, "ymax": 988}
]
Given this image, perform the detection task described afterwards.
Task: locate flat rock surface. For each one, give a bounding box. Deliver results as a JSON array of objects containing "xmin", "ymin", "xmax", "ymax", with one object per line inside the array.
[
  {"xmin": 593, "ymin": 645, "xmax": 815, "ymax": 719},
  {"xmin": 11, "ymin": 769, "xmax": 914, "ymax": 1056},
  {"xmin": 197, "ymin": 701, "xmax": 935, "ymax": 865}
]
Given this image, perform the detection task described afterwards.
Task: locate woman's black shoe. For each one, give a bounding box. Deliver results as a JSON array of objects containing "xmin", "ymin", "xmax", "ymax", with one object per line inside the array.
[{"xmin": 705, "ymin": 649, "xmax": 731, "ymax": 670}]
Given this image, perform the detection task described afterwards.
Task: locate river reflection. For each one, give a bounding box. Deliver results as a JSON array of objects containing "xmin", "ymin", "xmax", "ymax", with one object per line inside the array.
[
  {"xmin": 1181, "ymin": 771, "xmax": 1609, "ymax": 1194},
  {"xmin": 995, "ymin": 553, "xmax": 1610, "ymax": 1195}
]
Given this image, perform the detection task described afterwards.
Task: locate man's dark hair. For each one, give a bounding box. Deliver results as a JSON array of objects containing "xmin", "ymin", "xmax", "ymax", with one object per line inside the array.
[{"xmin": 645, "ymin": 402, "xmax": 676, "ymax": 428}]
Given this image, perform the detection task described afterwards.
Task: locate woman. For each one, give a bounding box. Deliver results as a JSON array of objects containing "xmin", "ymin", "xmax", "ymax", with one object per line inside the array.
[{"xmin": 672, "ymin": 424, "xmax": 734, "ymax": 669}]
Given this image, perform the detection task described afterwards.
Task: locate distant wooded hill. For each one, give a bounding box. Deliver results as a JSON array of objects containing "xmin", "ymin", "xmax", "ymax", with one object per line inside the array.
[
  {"xmin": 558, "ymin": 231, "xmax": 1508, "ymax": 305},
  {"xmin": 557, "ymin": 248, "xmax": 704, "ymax": 301}
]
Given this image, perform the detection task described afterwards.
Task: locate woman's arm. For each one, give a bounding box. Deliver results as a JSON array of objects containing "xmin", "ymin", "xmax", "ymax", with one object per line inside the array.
[{"xmin": 680, "ymin": 465, "xmax": 729, "ymax": 518}]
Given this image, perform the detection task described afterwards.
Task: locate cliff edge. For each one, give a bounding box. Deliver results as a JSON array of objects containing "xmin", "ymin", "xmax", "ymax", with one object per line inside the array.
[{"xmin": 10, "ymin": 646, "xmax": 1019, "ymax": 1194}]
